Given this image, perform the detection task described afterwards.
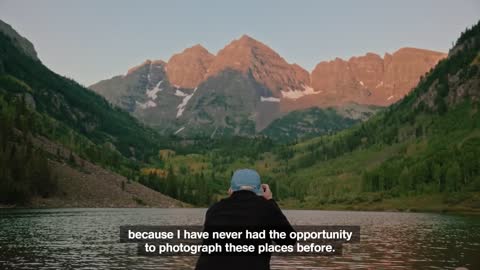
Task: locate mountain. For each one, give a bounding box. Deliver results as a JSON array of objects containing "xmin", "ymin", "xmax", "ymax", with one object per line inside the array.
[
  {"xmin": 91, "ymin": 36, "xmax": 445, "ymax": 138},
  {"xmin": 0, "ymin": 20, "xmax": 182, "ymax": 207},
  {"xmin": 283, "ymin": 48, "xmax": 446, "ymax": 110},
  {"xmin": 317, "ymin": 48, "xmax": 446, "ymax": 105},
  {"xmin": 91, "ymin": 59, "xmax": 185, "ymax": 133}
]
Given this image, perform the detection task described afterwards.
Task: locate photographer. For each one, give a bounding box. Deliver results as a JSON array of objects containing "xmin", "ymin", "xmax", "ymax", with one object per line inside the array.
[{"xmin": 195, "ymin": 169, "xmax": 296, "ymax": 270}]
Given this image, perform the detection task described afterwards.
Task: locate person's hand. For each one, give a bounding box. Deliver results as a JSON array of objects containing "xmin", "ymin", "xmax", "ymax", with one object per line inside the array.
[{"xmin": 261, "ymin": 184, "xmax": 273, "ymax": 200}]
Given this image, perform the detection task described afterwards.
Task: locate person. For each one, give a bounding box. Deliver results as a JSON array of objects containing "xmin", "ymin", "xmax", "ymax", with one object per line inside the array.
[{"xmin": 195, "ymin": 169, "xmax": 296, "ymax": 270}]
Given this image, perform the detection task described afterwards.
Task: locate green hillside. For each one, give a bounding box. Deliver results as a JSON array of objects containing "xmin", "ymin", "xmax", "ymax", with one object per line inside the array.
[
  {"xmin": 261, "ymin": 107, "xmax": 358, "ymax": 142},
  {"xmin": 261, "ymin": 105, "xmax": 381, "ymax": 143},
  {"xmin": 0, "ymin": 29, "xmax": 172, "ymax": 204}
]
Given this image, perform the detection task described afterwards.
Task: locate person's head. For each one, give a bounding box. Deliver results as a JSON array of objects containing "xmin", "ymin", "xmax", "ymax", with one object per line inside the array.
[{"xmin": 228, "ymin": 169, "xmax": 263, "ymax": 196}]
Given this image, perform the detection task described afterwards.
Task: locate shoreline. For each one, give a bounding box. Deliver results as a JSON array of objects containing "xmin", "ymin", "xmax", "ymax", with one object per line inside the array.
[
  {"xmin": 2, "ymin": 204, "xmax": 479, "ymax": 215},
  {"xmin": 284, "ymin": 205, "xmax": 480, "ymax": 215},
  {"xmin": 3, "ymin": 192, "xmax": 479, "ymax": 215}
]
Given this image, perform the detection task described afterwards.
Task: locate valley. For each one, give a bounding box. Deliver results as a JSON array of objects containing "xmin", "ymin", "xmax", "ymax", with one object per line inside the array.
[{"xmin": 0, "ymin": 19, "xmax": 479, "ymax": 213}]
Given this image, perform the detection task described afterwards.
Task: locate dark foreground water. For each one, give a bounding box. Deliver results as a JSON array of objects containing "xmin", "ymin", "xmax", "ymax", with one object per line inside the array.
[{"xmin": 0, "ymin": 208, "xmax": 479, "ymax": 270}]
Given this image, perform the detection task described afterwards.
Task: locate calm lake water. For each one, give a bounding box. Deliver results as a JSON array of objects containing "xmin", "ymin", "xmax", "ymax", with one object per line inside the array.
[{"xmin": 0, "ymin": 208, "xmax": 479, "ymax": 270}]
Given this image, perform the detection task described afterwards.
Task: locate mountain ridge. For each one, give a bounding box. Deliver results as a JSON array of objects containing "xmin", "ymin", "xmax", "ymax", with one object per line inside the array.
[
  {"xmin": 90, "ymin": 35, "xmax": 445, "ymax": 137},
  {"xmin": 94, "ymin": 35, "xmax": 445, "ymax": 105}
]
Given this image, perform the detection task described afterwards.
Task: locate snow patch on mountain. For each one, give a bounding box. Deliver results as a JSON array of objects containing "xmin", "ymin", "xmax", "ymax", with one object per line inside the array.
[
  {"xmin": 281, "ymin": 85, "xmax": 316, "ymax": 100},
  {"xmin": 260, "ymin": 96, "xmax": 280, "ymax": 102},
  {"xmin": 210, "ymin": 126, "xmax": 218, "ymax": 139},
  {"xmin": 176, "ymin": 87, "xmax": 198, "ymax": 118},
  {"xmin": 387, "ymin": 95, "xmax": 394, "ymax": 100},
  {"xmin": 174, "ymin": 126, "xmax": 185, "ymax": 135},
  {"xmin": 146, "ymin": 81, "xmax": 163, "ymax": 99},
  {"xmin": 136, "ymin": 100, "xmax": 157, "ymax": 109},
  {"xmin": 175, "ymin": 89, "xmax": 188, "ymax": 97}
]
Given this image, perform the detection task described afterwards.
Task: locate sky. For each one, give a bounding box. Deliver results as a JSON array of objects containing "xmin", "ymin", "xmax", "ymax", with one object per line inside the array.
[{"xmin": 0, "ymin": 0, "xmax": 478, "ymax": 86}]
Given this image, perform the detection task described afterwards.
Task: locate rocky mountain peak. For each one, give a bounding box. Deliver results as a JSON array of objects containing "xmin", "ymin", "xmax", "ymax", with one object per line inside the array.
[
  {"xmin": 125, "ymin": 59, "xmax": 167, "ymax": 76},
  {"xmin": 237, "ymin": 34, "xmax": 261, "ymax": 45},
  {"xmin": 188, "ymin": 44, "xmax": 209, "ymax": 52},
  {"xmin": 166, "ymin": 44, "xmax": 214, "ymax": 88},
  {"xmin": 206, "ymin": 34, "xmax": 310, "ymax": 97},
  {"xmin": 126, "ymin": 60, "xmax": 153, "ymax": 75}
]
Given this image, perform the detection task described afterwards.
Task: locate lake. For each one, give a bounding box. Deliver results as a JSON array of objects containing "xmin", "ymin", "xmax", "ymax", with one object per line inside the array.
[{"xmin": 0, "ymin": 208, "xmax": 479, "ymax": 269}]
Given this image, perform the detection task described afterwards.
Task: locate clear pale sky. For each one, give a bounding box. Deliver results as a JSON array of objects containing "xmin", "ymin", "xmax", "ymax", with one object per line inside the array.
[{"xmin": 0, "ymin": 0, "xmax": 478, "ymax": 86}]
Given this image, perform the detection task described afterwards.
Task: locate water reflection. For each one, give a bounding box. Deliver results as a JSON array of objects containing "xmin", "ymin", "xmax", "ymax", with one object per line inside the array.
[{"xmin": 0, "ymin": 208, "xmax": 479, "ymax": 269}]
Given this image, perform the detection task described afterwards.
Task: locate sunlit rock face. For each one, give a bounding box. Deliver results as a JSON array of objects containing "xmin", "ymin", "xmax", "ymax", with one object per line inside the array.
[{"xmin": 90, "ymin": 35, "xmax": 445, "ymax": 136}]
